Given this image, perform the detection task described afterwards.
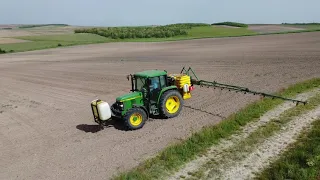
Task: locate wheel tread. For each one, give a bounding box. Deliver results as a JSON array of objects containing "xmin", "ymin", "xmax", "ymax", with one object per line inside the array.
[
  {"xmin": 159, "ymin": 90, "xmax": 183, "ymax": 119},
  {"xmin": 123, "ymin": 107, "xmax": 147, "ymax": 130}
]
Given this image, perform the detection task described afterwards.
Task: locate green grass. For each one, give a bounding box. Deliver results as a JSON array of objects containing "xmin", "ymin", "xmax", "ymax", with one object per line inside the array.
[
  {"xmin": 198, "ymin": 92, "xmax": 320, "ymax": 178},
  {"xmin": 255, "ymin": 118, "xmax": 320, "ymax": 180},
  {"xmin": 0, "ymin": 33, "xmax": 110, "ymax": 52},
  {"xmin": 286, "ymin": 24, "xmax": 320, "ymax": 30},
  {"xmin": 281, "ymin": 22, "xmax": 320, "ymax": 30},
  {"xmin": 112, "ymin": 78, "xmax": 320, "ymax": 180},
  {"xmin": 187, "ymin": 26, "xmax": 256, "ymax": 37}
]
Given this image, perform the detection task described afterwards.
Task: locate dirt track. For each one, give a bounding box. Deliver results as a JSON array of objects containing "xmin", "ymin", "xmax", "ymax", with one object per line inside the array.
[
  {"xmin": 1, "ymin": 32, "xmax": 320, "ymax": 180},
  {"xmin": 0, "ymin": 26, "xmax": 80, "ymax": 38},
  {"xmin": 248, "ymin": 24, "xmax": 305, "ymax": 33}
]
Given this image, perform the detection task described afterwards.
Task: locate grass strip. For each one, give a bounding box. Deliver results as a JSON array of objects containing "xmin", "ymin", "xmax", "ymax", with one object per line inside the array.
[
  {"xmin": 255, "ymin": 118, "xmax": 320, "ymax": 180},
  {"xmin": 112, "ymin": 78, "xmax": 320, "ymax": 180},
  {"xmin": 200, "ymin": 92, "xmax": 320, "ymax": 179}
]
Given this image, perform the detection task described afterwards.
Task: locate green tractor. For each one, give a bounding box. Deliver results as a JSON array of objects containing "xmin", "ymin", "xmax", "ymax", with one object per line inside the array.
[
  {"xmin": 91, "ymin": 69, "xmax": 194, "ymax": 130},
  {"xmin": 91, "ymin": 67, "xmax": 307, "ymax": 130}
]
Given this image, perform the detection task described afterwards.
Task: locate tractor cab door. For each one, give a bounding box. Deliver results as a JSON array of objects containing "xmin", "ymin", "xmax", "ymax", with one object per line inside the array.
[{"xmin": 148, "ymin": 75, "xmax": 167, "ymax": 104}]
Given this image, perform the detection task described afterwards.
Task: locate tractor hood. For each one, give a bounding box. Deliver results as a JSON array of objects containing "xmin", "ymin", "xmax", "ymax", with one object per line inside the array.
[{"xmin": 116, "ymin": 91, "xmax": 142, "ymax": 102}]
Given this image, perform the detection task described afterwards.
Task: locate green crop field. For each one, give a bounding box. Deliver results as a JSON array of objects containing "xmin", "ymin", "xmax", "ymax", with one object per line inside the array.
[
  {"xmin": 282, "ymin": 23, "xmax": 320, "ymax": 30},
  {"xmin": 0, "ymin": 33, "xmax": 110, "ymax": 52},
  {"xmin": 187, "ymin": 26, "xmax": 255, "ymax": 38},
  {"xmin": 0, "ymin": 24, "xmax": 256, "ymax": 52},
  {"xmin": 1, "ymin": 22, "xmax": 320, "ymax": 53},
  {"xmin": 0, "ymin": 23, "xmax": 258, "ymax": 53}
]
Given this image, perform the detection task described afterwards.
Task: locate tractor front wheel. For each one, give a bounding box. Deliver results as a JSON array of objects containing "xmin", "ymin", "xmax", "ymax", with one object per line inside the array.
[
  {"xmin": 123, "ymin": 108, "xmax": 147, "ymax": 130},
  {"xmin": 159, "ymin": 90, "xmax": 183, "ymax": 118}
]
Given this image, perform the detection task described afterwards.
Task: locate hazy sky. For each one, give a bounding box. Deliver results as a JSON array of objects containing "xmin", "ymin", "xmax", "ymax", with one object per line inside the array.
[{"xmin": 1, "ymin": 0, "xmax": 319, "ymax": 26}]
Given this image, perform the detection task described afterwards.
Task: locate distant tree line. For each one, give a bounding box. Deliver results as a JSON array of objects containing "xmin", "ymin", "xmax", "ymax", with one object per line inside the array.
[
  {"xmin": 0, "ymin": 48, "xmax": 14, "ymax": 54},
  {"xmin": 19, "ymin": 24, "xmax": 68, "ymax": 28},
  {"xmin": 211, "ymin": 22, "xmax": 248, "ymax": 28},
  {"xmin": 281, "ymin": 22, "xmax": 320, "ymax": 25},
  {"xmin": 0, "ymin": 48, "xmax": 6, "ymax": 54},
  {"xmin": 74, "ymin": 23, "xmax": 211, "ymax": 39}
]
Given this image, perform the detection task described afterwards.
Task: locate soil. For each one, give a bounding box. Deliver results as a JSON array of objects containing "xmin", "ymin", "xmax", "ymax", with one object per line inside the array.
[
  {"xmin": 217, "ymin": 105, "xmax": 320, "ymax": 180},
  {"xmin": 248, "ymin": 24, "xmax": 305, "ymax": 33},
  {"xmin": 0, "ymin": 32, "xmax": 320, "ymax": 180},
  {"xmin": 0, "ymin": 25, "xmax": 81, "ymax": 37},
  {"xmin": 0, "ymin": 37, "xmax": 31, "ymax": 44}
]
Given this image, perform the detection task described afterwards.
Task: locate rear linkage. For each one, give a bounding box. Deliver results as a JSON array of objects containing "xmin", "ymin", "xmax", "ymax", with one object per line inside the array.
[{"xmin": 180, "ymin": 67, "xmax": 307, "ymax": 106}]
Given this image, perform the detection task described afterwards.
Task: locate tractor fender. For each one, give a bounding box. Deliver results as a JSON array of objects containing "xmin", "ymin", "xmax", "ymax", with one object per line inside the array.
[
  {"xmin": 157, "ymin": 86, "xmax": 179, "ymax": 105},
  {"xmin": 132, "ymin": 104, "xmax": 149, "ymax": 118}
]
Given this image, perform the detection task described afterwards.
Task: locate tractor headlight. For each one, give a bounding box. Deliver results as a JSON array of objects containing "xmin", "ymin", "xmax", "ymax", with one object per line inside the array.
[{"xmin": 118, "ymin": 102, "xmax": 124, "ymax": 110}]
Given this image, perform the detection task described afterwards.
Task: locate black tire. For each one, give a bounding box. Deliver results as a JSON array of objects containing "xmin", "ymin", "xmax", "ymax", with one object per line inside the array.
[
  {"xmin": 159, "ymin": 90, "xmax": 184, "ymax": 118},
  {"xmin": 123, "ymin": 107, "xmax": 147, "ymax": 130}
]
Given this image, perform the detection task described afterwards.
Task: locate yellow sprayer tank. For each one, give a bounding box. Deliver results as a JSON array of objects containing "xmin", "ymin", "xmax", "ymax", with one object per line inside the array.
[{"xmin": 172, "ymin": 74, "xmax": 192, "ymax": 99}]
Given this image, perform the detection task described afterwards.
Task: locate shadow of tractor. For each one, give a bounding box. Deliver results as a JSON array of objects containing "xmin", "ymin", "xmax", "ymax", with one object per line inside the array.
[{"xmin": 76, "ymin": 117, "xmax": 127, "ymax": 133}]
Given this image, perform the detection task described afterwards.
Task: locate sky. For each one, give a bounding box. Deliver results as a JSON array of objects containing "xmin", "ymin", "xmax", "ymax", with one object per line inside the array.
[{"xmin": 0, "ymin": 0, "xmax": 319, "ymax": 26}]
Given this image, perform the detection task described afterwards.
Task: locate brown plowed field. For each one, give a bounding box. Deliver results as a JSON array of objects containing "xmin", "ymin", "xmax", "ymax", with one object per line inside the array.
[
  {"xmin": 0, "ymin": 37, "xmax": 30, "ymax": 44},
  {"xmin": 248, "ymin": 24, "xmax": 305, "ymax": 33},
  {"xmin": 1, "ymin": 32, "xmax": 320, "ymax": 180}
]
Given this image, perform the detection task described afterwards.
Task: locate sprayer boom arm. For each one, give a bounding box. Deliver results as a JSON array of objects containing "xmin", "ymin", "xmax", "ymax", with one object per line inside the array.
[{"xmin": 180, "ymin": 67, "xmax": 307, "ymax": 105}]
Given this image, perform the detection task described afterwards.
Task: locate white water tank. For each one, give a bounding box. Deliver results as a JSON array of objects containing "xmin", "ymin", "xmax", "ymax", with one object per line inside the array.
[{"xmin": 91, "ymin": 99, "xmax": 112, "ymax": 121}]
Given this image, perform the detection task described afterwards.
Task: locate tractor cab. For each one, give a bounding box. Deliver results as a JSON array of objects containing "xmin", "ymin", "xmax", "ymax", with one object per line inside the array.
[
  {"xmin": 130, "ymin": 70, "xmax": 168, "ymax": 102},
  {"xmin": 124, "ymin": 70, "xmax": 170, "ymax": 115}
]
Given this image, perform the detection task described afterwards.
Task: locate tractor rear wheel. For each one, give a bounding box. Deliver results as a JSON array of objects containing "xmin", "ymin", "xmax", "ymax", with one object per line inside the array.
[
  {"xmin": 123, "ymin": 108, "xmax": 147, "ymax": 130},
  {"xmin": 159, "ymin": 90, "xmax": 183, "ymax": 118}
]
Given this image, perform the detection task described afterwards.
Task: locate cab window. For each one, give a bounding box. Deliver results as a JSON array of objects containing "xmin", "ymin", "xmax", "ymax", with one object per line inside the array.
[
  {"xmin": 149, "ymin": 77, "xmax": 160, "ymax": 90},
  {"xmin": 159, "ymin": 75, "xmax": 166, "ymax": 88}
]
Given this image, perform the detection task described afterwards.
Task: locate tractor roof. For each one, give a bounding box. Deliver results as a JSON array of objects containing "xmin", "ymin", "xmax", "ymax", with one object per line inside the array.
[{"xmin": 134, "ymin": 70, "xmax": 167, "ymax": 78}]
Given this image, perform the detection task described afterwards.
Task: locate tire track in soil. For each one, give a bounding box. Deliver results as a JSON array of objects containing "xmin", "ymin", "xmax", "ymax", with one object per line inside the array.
[
  {"xmin": 168, "ymin": 88, "xmax": 319, "ymax": 180},
  {"xmin": 214, "ymin": 106, "xmax": 320, "ymax": 180}
]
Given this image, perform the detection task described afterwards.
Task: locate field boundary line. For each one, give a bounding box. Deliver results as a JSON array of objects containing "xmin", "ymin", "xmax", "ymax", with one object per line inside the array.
[
  {"xmin": 168, "ymin": 88, "xmax": 320, "ymax": 180},
  {"xmin": 211, "ymin": 106, "xmax": 320, "ymax": 180}
]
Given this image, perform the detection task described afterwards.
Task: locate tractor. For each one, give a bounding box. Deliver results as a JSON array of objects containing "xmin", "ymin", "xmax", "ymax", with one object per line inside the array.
[{"xmin": 91, "ymin": 67, "xmax": 307, "ymax": 130}]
